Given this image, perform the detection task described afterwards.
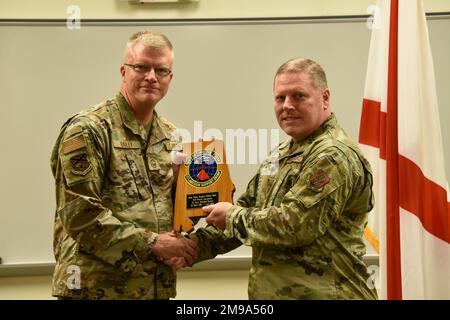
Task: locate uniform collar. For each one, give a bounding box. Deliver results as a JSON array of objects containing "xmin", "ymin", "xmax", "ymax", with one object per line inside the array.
[
  {"xmin": 116, "ymin": 93, "xmax": 143, "ymax": 138},
  {"xmin": 278, "ymin": 113, "xmax": 338, "ymax": 159},
  {"xmin": 115, "ymin": 93, "xmax": 171, "ymax": 145},
  {"xmin": 148, "ymin": 111, "xmax": 173, "ymax": 146}
]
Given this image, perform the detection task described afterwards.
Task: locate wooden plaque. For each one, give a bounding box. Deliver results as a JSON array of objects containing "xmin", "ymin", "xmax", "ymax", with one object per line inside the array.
[{"xmin": 173, "ymin": 140, "xmax": 234, "ymax": 233}]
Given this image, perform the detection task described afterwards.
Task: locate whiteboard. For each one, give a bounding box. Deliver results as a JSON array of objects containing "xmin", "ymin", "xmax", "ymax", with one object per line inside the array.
[{"xmin": 0, "ymin": 17, "xmax": 449, "ymax": 266}]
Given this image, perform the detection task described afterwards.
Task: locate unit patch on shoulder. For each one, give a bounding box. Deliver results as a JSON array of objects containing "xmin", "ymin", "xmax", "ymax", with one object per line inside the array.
[
  {"xmin": 308, "ymin": 169, "xmax": 330, "ymax": 192},
  {"xmin": 70, "ymin": 153, "xmax": 92, "ymax": 175}
]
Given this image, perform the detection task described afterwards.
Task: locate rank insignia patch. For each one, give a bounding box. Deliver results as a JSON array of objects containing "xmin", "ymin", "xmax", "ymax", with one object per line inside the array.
[
  {"xmin": 308, "ymin": 169, "xmax": 330, "ymax": 191},
  {"xmin": 70, "ymin": 153, "xmax": 92, "ymax": 175}
]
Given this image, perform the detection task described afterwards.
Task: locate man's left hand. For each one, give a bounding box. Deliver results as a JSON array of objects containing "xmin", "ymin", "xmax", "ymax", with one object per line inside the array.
[{"xmin": 203, "ymin": 202, "xmax": 233, "ymax": 230}]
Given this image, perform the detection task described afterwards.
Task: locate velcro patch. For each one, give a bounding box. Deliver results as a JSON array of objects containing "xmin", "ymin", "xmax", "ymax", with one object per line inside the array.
[
  {"xmin": 113, "ymin": 140, "xmax": 141, "ymax": 149},
  {"xmin": 164, "ymin": 141, "xmax": 183, "ymax": 151},
  {"xmin": 148, "ymin": 158, "xmax": 161, "ymax": 171},
  {"xmin": 70, "ymin": 153, "xmax": 92, "ymax": 175},
  {"xmin": 308, "ymin": 169, "xmax": 330, "ymax": 192},
  {"xmin": 289, "ymin": 155, "xmax": 304, "ymax": 163},
  {"xmin": 63, "ymin": 135, "xmax": 86, "ymax": 154}
]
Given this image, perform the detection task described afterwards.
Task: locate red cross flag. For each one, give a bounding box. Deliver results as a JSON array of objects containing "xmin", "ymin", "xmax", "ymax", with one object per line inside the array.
[{"xmin": 359, "ymin": 0, "xmax": 450, "ymax": 299}]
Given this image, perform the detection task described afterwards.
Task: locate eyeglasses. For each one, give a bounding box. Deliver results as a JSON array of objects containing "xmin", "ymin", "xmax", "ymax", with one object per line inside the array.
[{"xmin": 124, "ymin": 63, "xmax": 172, "ymax": 77}]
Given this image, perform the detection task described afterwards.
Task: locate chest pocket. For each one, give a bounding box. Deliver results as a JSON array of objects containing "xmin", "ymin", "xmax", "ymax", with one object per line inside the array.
[
  {"xmin": 257, "ymin": 158, "xmax": 302, "ymax": 207},
  {"xmin": 146, "ymin": 140, "xmax": 177, "ymax": 192},
  {"xmin": 111, "ymin": 140, "xmax": 151, "ymax": 202}
]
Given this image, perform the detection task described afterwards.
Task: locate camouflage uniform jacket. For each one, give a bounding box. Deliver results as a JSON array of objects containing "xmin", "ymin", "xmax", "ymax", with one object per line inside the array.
[
  {"xmin": 191, "ymin": 114, "xmax": 378, "ymax": 299},
  {"xmin": 50, "ymin": 93, "xmax": 180, "ymax": 299}
]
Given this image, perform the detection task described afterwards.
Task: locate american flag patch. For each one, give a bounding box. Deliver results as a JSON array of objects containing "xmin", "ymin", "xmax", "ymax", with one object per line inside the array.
[{"xmin": 63, "ymin": 135, "xmax": 86, "ymax": 154}]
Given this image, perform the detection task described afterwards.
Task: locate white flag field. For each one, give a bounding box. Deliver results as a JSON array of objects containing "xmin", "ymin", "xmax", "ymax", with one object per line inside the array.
[{"xmin": 359, "ymin": 0, "xmax": 450, "ymax": 299}]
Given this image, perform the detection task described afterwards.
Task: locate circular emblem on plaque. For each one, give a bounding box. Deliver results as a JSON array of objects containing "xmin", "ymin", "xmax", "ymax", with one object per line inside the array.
[{"xmin": 185, "ymin": 150, "xmax": 222, "ymax": 188}]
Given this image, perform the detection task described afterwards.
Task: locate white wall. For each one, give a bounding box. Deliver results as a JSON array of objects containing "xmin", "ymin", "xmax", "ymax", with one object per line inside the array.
[
  {"xmin": 0, "ymin": 0, "xmax": 448, "ymax": 300},
  {"xmin": 0, "ymin": 0, "xmax": 449, "ymax": 19}
]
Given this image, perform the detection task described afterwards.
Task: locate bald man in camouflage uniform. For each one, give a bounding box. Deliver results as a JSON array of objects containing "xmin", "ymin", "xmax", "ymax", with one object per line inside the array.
[
  {"xmin": 50, "ymin": 31, "xmax": 197, "ymax": 299},
  {"xmin": 191, "ymin": 58, "xmax": 378, "ymax": 300}
]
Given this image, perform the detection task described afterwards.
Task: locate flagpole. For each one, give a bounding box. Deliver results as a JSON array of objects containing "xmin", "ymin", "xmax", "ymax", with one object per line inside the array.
[{"xmin": 386, "ymin": 0, "xmax": 402, "ymax": 300}]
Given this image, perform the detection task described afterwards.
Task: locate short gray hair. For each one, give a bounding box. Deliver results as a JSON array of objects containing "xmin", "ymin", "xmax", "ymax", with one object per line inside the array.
[
  {"xmin": 124, "ymin": 31, "xmax": 174, "ymax": 59},
  {"xmin": 275, "ymin": 58, "xmax": 327, "ymax": 91}
]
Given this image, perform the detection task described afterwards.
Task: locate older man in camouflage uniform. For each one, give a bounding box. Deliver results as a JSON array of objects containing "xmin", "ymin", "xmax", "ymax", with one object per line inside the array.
[
  {"xmin": 192, "ymin": 58, "xmax": 378, "ymax": 300},
  {"xmin": 50, "ymin": 31, "xmax": 197, "ymax": 299}
]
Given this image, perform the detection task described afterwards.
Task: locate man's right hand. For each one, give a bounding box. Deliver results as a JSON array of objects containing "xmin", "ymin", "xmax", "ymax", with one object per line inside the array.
[
  {"xmin": 162, "ymin": 257, "xmax": 187, "ymax": 271},
  {"xmin": 151, "ymin": 231, "xmax": 198, "ymax": 266}
]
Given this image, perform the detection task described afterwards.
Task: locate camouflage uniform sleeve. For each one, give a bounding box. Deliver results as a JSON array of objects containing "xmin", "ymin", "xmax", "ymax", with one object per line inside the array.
[
  {"xmin": 224, "ymin": 147, "xmax": 355, "ymax": 248},
  {"xmin": 187, "ymin": 174, "xmax": 259, "ymax": 262},
  {"xmin": 235, "ymin": 173, "xmax": 258, "ymax": 207},
  {"xmin": 55, "ymin": 117, "xmax": 155, "ymax": 274},
  {"xmin": 189, "ymin": 225, "xmax": 242, "ymax": 263}
]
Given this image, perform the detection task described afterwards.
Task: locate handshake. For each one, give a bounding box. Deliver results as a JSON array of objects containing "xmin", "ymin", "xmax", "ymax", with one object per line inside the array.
[
  {"xmin": 151, "ymin": 230, "xmax": 198, "ymax": 270},
  {"xmin": 151, "ymin": 202, "xmax": 233, "ymax": 270}
]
